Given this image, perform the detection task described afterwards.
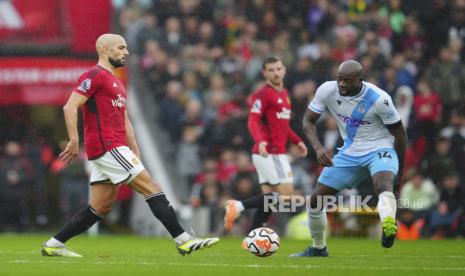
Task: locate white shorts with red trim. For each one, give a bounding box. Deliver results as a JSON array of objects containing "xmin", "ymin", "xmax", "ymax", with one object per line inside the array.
[
  {"xmin": 88, "ymin": 146, "xmax": 145, "ymax": 185},
  {"xmin": 252, "ymin": 154, "xmax": 293, "ymax": 185}
]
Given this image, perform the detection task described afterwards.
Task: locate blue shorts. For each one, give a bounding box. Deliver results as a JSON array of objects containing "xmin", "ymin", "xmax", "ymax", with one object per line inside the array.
[{"xmin": 318, "ymin": 148, "xmax": 398, "ymax": 191}]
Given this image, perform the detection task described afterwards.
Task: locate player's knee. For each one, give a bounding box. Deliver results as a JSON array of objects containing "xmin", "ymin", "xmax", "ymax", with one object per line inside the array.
[
  {"xmin": 373, "ymin": 180, "xmax": 393, "ymax": 195},
  {"xmin": 151, "ymin": 180, "xmax": 162, "ymax": 193},
  {"xmin": 92, "ymin": 204, "xmax": 112, "ymax": 215}
]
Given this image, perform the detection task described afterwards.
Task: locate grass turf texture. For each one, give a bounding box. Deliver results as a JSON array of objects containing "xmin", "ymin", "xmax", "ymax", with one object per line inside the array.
[{"xmin": 0, "ymin": 234, "xmax": 464, "ymax": 276}]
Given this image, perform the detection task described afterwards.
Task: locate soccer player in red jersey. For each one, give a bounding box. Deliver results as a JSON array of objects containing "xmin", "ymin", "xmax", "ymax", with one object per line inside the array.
[
  {"xmin": 41, "ymin": 34, "xmax": 218, "ymax": 257},
  {"xmin": 224, "ymin": 57, "xmax": 308, "ymax": 236}
]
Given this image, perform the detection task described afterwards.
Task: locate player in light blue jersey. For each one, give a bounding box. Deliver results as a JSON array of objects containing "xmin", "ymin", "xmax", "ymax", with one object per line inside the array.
[{"xmin": 291, "ymin": 60, "xmax": 407, "ymax": 257}]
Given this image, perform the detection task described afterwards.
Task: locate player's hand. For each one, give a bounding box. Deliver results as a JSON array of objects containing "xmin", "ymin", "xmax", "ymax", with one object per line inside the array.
[
  {"xmin": 296, "ymin": 142, "xmax": 308, "ymax": 158},
  {"xmin": 258, "ymin": 141, "xmax": 268, "ymax": 157},
  {"xmin": 315, "ymin": 147, "xmax": 333, "ymax": 167},
  {"xmin": 59, "ymin": 139, "xmax": 79, "ymax": 163}
]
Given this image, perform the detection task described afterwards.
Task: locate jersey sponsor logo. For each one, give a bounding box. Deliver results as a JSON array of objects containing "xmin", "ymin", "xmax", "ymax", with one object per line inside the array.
[
  {"xmin": 337, "ymin": 114, "xmax": 371, "ymax": 127},
  {"xmin": 251, "ymin": 99, "xmax": 262, "ymax": 113},
  {"xmin": 337, "ymin": 99, "xmax": 342, "ymax": 105},
  {"xmin": 77, "ymin": 78, "xmax": 92, "ymax": 93},
  {"xmin": 276, "ymin": 107, "xmax": 291, "ymax": 119},
  {"xmin": 111, "ymin": 94, "xmax": 126, "ymax": 108}
]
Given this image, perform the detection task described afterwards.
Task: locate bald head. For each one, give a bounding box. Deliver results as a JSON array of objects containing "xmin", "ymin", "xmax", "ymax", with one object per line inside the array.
[
  {"xmin": 337, "ymin": 60, "xmax": 363, "ymax": 78},
  {"xmin": 96, "ymin": 34, "xmax": 125, "ymax": 55},
  {"xmin": 95, "ymin": 34, "xmax": 129, "ymax": 69},
  {"xmin": 336, "ymin": 60, "xmax": 364, "ymax": 96}
]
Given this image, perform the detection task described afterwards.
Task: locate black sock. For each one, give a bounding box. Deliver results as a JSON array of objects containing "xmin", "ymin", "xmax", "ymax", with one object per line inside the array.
[
  {"xmin": 54, "ymin": 206, "xmax": 103, "ymax": 243},
  {"xmin": 241, "ymin": 192, "xmax": 276, "ymax": 209},
  {"xmin": 146, "ymin": 193, "xmax": 185, "ymax": 238},
  {"xmin": 250, "ymin": 208, "xmax": 273, "ymax": 230}
]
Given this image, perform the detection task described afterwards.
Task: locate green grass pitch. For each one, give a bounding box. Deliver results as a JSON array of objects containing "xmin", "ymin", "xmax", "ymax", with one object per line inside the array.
[{"xmin": 0, "ymin": 234, "xmax": 464, "ymax": 276}]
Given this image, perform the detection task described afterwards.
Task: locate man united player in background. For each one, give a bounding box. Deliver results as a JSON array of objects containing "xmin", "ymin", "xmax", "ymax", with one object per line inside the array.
[
  {"xmin": 41, "ymin": 34, "xmax": 219, "ymax": 257},
  {"xmin": 224, "ymin": 57, "xmax": 308, "ymax": 237}
]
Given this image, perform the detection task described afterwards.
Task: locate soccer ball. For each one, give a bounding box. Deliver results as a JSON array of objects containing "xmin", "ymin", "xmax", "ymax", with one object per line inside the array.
[{"xmin": 244, "ymin": 227, "xmax": 280, "ymax": 257}]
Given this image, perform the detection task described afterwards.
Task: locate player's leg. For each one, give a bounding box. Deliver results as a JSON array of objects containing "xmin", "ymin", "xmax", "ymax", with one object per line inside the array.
[
  {"xmin": 129, "ymin": 169, "xmax": 219, "ymax": 255},
  {"xmin": 373, "ymin": 171, "xmax": 398, "ymax": 248},
  {"xmin": 291, "ymin": 152, "xmax": 368, "ymax": 257},
  {"xmin": 290, "ymin": 182, "xmax": 337, "ymax": 257},
  {"xmin": 42, "ymin": 183, "xmax": 118, "ymax": 257},
  {"xmin": 224, "ymin": 154, "xmax": 284, "ymax": 231},
  {"xmin": 248, "ymin": 182, "xmax": 294, "ymax": 230},
  {"xmin": 369, "ymin": 148, "xmax": 399, "ymax": 248}
]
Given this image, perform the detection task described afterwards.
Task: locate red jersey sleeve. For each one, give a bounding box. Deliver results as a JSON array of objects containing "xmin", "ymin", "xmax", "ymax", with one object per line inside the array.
[
  {"xmin": 247, "ymin": 92, "xmax": 267, "ymax": 143},
  {"xmin": 72, "ymin": 70, "xmax": 102, "ymax": 98},
  {"xmin": 287, "ymin": 127, "xmax": 302, "ymax": 145}
]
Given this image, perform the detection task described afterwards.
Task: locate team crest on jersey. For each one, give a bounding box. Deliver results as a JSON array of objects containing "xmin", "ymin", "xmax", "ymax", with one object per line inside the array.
[
  {"xmin": 358, "ymin": 103, "xmax": 366, "ymax": 113},
  {"xmin": 277, "ymin": 98, "xmax": 283, "ymax": 104},
  {"xmin": 77, "ymin": 78, "xmax": 92, "ymax": 93},
  {"xmin": 251, "ymin": 99, "xmax": 262, "ymax": 113}
]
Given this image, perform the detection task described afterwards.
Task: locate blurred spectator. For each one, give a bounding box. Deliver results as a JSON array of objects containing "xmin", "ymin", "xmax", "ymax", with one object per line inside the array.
[
  {"xmin": 423, "ymin": 47, "xmax": 465, "ymax": 114},
  {"xmin": 190, "ymin": 165, "xmax": 225, "ymax": 233},
  {"xmin": 378, "ymin": 0, "xmax": 406, "ymax": 34},
  {"xmin": 429, "ymin": 173, "xmax": 464, "ymax": 238},
  {"xmin": 421, "ymin": 137, "xmax": 457, "ymax": 185},
  {"xmin": 413, "ymin": 80, "xmax": 442, "ymax": 157},
  {"xmin": 135, "ymin": 11, "xmax": 161, "ymax": 55},
  {"xmin": 176, "ymin": 126, "xmax": 202, "ymax": 189},
  {"xmin": 399, "ymin": 171, "xmax": 439, "ymax": 215},
  {"xmin": 440, "ymin": 110, "xmax": 465, "ymax": 174},
  {"xmin": 394, "ymin": 85, "xmax": 414, "ymax": 130},
  {"xmin": 51, "ymin": 147, "xmax": 88, "ymax": 224},
  {"xmin": 0, "ymin": 141, "xmax": 34, "ymax": 231},
  {"xmin": 158, "ymin": 80, "xmax": 185, "ymax": 141}
]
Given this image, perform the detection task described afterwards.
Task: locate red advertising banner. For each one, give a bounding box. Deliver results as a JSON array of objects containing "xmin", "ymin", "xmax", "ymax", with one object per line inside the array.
[
  {"xmin": 0, "ymin": 58, "xmax": 95, "ymax": 105},
  {"xmin": 0, "ymin": 0, "xmax": 112, "ymax": 54},
  {"xmin": 0, "ymin": 58, "xmax": 128, "ymax": 105},
  {"xmin": 0, "ymin": 0, "xmax": 63, "ymax": 43}
]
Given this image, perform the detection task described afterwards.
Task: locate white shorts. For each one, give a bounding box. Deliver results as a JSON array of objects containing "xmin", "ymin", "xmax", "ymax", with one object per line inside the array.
[
  {"xmin": 252, "ymin": 154, "xmax": 293, "ymax": 185},
  {"xmin": 88, "ymin": 146, "xmax": 145, "ymax": 185}
]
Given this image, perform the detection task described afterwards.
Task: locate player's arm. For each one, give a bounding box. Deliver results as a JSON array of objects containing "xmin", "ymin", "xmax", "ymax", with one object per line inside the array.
[
  {"xmin": 287, "ymin": 128, "xmax": 307, "ymax": 158},
  {"xmin": 124, "ymin": 110, "xmax": 140, "ymax": 158},
  {"xmin": 302, "ymin": 109, "xmax": 333, "ymax": 167},
  {"xmin": 248, "ymin": 96, "xmax": 268, "ymax": 156},
  {"xmin": 377, "ymin": 94, "xmax": 407, "ymax": 189},
  {"xmin": 60, "ymin": 92, "xmax": 88, "ymax": 163},
  {"xmin": 387, "ymin": 121, "xmax": 407, "ymax": 188}
]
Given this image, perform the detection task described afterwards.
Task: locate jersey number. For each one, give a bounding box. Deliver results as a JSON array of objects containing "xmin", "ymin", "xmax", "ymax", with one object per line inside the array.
[{"xmin": 377, "ymin": 152, "xmax": 392, "ymax": 159}]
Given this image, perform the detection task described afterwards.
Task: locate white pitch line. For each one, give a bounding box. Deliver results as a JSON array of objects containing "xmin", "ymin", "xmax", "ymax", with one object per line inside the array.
[
  {"xmin": 342, "ymin": 254, "xmax": 465, "ymax": 259},
  {"xmin": 4, "ymin": 260, "xmax": 465, "ymax": 271}
]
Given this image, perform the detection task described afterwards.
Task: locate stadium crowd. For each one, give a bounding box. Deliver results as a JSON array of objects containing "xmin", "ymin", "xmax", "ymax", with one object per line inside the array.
[{"xmin": 1, "ymin": 0, "xmax": 465, "ymax": 239}]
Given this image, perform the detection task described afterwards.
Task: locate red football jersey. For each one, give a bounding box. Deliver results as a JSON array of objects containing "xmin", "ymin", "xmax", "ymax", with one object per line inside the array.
[
  {"xmin": 73, "ymin": 65, "xmax": 127, "ymax": 159},
  {"xmin": 248, "ymin": 84, "xmax": 301, "ymax": 154}
]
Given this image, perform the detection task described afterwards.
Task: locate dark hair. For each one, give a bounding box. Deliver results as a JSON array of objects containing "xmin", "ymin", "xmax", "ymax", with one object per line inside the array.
[{"xmin": 262, "ymin": 56, "xmax": 282, "ymax": 70}]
